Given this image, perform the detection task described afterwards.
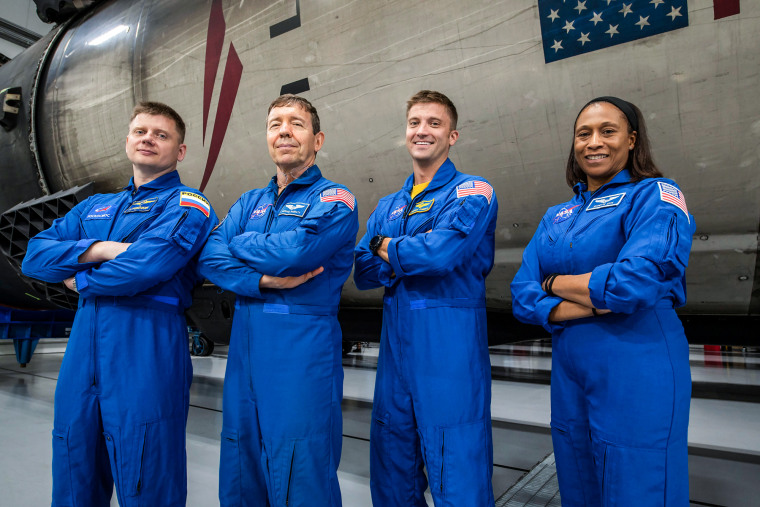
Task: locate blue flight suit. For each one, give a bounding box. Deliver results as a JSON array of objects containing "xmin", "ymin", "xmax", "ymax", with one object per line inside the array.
[
  {"xmin": 21, "ymin": 170, "xmax": 217, "ymax": 507},
  {"xmin": 197, "ymin": 165, "xmax": 358, "ymax": 507},
  {"xmin": 511, "ymin": 169, "xmax": 695, "ymax": 507},
  {"xmin": 354, "ymin": 158, "xmax": 497, "ymax": 507}
]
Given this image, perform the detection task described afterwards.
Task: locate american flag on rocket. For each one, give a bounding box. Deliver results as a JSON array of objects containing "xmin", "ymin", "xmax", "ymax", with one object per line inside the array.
[
  {"xmin": 658, "ymin": 182, "xmax": 689, "ymax": 222},
  {"xmin": 456, "ymin": 180, "xmax": 493, "ymax": 204},
  {"xmin": 538, "ymin": 0, "xmax": 689, "ymax": 63},
  {"xmin": 320, "ymin": 188, "xmax": 356, "ymax": 211}
]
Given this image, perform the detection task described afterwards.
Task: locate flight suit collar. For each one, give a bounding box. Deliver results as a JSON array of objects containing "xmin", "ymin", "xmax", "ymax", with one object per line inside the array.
[
  {"xmin": 573, "ymin": 168, "xmax": 632, "ymax": 196},
  {"xmin": 402, "ymin": 158, "xmax": 457, "ymax": 194},
  {"xmin": 266, "ymin": 164, "xmax": 323, "ymax": 193},
  {"xmin": 123, "ymin": 169, "xmax": 182, "ymax": 193}
]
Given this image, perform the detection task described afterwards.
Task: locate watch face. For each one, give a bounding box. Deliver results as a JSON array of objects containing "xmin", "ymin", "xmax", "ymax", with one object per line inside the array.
[{"xmin": 370, "ymin": 235, "xmax": 383, "ymax": 253}]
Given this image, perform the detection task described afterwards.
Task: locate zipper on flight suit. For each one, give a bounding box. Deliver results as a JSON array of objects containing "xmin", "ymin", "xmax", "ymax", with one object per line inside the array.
[
  {"xmin": 285, "ymin": 445, "xmax": 296, "ymax": 505},
  {"xmin": 440, "ymin": 431, "xmax": 445, "ymax": 493}
]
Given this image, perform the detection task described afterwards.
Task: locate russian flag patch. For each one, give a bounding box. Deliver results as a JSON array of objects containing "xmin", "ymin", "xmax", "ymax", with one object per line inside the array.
[{"xmin": 179, "ymin": 191, "xmax": 211, "ymax": 217}]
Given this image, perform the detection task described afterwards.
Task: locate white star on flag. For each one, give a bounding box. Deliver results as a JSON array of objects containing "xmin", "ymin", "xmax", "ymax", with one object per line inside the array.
[
  {"xmin": 548, "ymin": 9, "xmax": 560, "ymax": 22},
  {"xmin": 667, "ymin": 6, "xmax": 682, "ymax": 20},
  {"xmin": 635, "ymin": 15, "xmax": 650, "ymax": 29},
  {"xmin": 619, "ymin": 3, "xmax": 633, "ymax": 17},
  {"xmin": 590, "ymin": 12, "xmax": 603, "ymax": 25},
  {"xmin": 563, "ymin": 20, "xmax": 576, "ymax": 32},
  {"xmin": 650, "ymin": 0, "xmax": 664, "ymax": 8},
  {"xmin": 605, "ymin": 24, "xmax": 619, "ymax": 37},
  {"xmin": 574, "ymin": 0, "xmax": 588, "ymax": 14},
  {"xmin": 551, "ymin": 39, "xmax": 563, "ymax": 52},
  {"xmin": 578, "ymin": 32, "xmax": 591, "ymax": 45}
]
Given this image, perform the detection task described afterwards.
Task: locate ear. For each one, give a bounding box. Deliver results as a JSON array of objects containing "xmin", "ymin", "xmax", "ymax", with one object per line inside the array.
[
  {"xmin": 313, "ymin": 131, "xmax": 325, "ymax": 153},
  {"xmin": 448, "ymin": 129, "xmax": 459, "ymax": 147},
  {"xmin": 628, "ymin": 131, "xmax": 637, "ymax": 150},
  {"xmin": 176, "ymin": 143, "xmax": 187, "ymax": 162}
]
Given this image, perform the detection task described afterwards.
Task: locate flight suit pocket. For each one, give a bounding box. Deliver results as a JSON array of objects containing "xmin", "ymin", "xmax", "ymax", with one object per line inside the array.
[
  {"xmin": 127, "ymin": 424, "xmax": 148, "ymax": 498},
  {"xmin": 219, "ymin": 428, "xmax": 242, "ymax": 504},
  {"xmin": 417, "ymin": 427, "xmax": 444, "ymax": 498},
  {"xmin": 51, "ymin": 427, "xmax": 74, "ymax": 506}
]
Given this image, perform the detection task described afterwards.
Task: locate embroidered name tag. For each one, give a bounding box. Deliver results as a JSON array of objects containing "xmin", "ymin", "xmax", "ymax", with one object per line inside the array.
[
  {"xmin": 553, "ymin": 204, "xmax": 581, "ymax": 224},
  {"xmin": 587, "ymin": 192, "xmax": 626, "ymax": 211},
  {"xmin": 388, "ymin": 204, "xmax": 406, "ymax": 221},
  {"xmin": 250, "ymin": 203, "xmax": 272, "ymax": 220},
  {"xmin": 124, "ymin": 198, "xmax": 159, "ymax": 214},
  {"xmin": 407, "ymin": 199, "xmax": 434, "ymax": 216},
  {"xmin": 85, "ymin": 205, "xmax": 114, "ymax": 220},
  {"xmin": 279, "ymin": 202, "xmax": 310, "ymax": 217}
]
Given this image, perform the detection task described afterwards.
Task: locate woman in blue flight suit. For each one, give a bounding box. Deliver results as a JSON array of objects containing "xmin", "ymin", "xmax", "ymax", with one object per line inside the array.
[{"xmin": 511, "ymin": 97, "xmax": 695, "ymax": 506}]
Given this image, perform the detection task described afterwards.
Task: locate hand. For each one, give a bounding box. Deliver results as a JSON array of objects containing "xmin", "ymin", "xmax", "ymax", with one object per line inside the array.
[
  {"xmin": 63, "ymin": 277, "xmax": 77, "ymax": 293},
  {"xmin": 78, "ymin": 241, "xmax": 132, "ymax": 263},
  {"xmin": 259, "ymin": 266, "xmax": 324, "ymax": 290}
]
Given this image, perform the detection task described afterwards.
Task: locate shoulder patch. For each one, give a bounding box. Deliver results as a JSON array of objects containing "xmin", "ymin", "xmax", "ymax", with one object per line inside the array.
[
  {"xmin": 456, "ymin": 180, "xmax": 493, "ymax": 204},
  {"xmin": 85, "ymin": 204, "xmax": 115, "ymax": 220},
  {"xmin": 658, "ymin": 182, "xmax": 689, "ymax": 222},
  {"xmin": 586, "ymin": 192, "xmax": 626, "ymax": 211},
  {"xmin": 408, "ymin": 199, "xmax": 434, "ymax": 216},
  {"xmin": 279, "ymin": 202, "xmax": 310, "ymax": 217},
  {"xmin": 320, "ymin": 188, "xmax": 355, "ymax": 211},
  {"xmin": 179, "ymin": 191, "xmax": 211, "ymax": 217}
]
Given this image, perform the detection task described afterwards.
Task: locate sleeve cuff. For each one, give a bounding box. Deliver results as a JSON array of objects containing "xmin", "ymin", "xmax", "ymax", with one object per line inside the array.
[
  {"xmin": 74, "ymin": 270, "xmax": 90, "ymax": 293},
  {"xmin": 588, "ymin": 263, "xmax": 613, "ymax": 310},
  {"xmin": 386, "ymin": 238, "xmax": 404, "ymax": 278}
]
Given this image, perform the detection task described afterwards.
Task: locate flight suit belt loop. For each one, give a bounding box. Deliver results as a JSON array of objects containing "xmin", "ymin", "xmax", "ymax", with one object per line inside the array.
[
  {"xmin": 234, "ymin": 298, "xmax": 338, "ymax": 316},
  {"xmin": 80, "ymin": 295, "xmax": 183, "ymax": 314},
  {"xmin": 383, "ymin": 296, "xmax": 485, "ymax": 310}
]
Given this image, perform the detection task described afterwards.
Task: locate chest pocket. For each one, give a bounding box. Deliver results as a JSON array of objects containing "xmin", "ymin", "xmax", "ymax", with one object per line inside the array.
[{"xmin": 574, "ymin": 199, "xmax": 627, "ymax": 237}]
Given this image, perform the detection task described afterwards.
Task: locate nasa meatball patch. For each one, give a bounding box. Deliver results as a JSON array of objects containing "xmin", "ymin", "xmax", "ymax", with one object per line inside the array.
[
  {"xmin": 249, "ymin": 203, "xmax": 272, "ymax": 220},
  {"xmin": 387, "ymin": 204, "xmax": 406, "ymax": 221},
  {"xmin": 553, "ymin": 204, "xmax": 581, "ymax": 224}
]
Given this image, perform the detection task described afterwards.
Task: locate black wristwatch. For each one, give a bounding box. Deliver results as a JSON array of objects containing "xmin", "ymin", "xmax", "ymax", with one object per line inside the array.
[{"xmin": 369, "ymin": 234, "xmax": 387, "ymax": 256}]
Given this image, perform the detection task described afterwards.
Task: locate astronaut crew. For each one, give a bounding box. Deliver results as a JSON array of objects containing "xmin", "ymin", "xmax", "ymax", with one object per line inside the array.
[{"xmin": 22, "ymin": 102, "xmax": 217, "ymax": 506}]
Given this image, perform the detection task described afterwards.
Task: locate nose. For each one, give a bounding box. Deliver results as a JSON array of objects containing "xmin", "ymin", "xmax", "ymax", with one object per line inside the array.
[
  {"xmin": 278, "ymin": 121, "xmax": 293, "ymax": 137},
  {"xmin": 414, "ymin": 123, "xmax": 430, "ymax": 137},
  {"xmin": 588, "ymin": 130, "xmax": 603, "ymax": 148}
]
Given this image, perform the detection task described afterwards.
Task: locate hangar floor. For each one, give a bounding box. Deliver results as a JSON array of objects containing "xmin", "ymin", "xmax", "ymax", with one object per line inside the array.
[{"xmin": 0, "ymin": 339, "xmax": 758, "ymax": 506}]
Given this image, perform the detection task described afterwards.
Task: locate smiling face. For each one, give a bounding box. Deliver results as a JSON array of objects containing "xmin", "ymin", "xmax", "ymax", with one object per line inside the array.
[
  {"xmin": 573, "ymin": 102, "xmax": 637, "ymax": 192},
  {"xmin": 266, "ymin": 105, "xmax": 324, "ymax": 173},
  {"xmin": 125, "ymin": 113, "xmax": 186, "ymax": 175},
  {"xmin": 405, "ymin": 102, "xmax": 459, "ymax": 172}
]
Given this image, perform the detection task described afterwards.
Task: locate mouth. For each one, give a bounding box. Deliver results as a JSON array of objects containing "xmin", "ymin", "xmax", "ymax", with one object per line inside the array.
[
  {"xmin": 585, "ymin": 154, "xmax": 608, "ymax": 160},
  {"xmin": 413, "ymin": 141, "xmax": 432, "ymax": 146}
]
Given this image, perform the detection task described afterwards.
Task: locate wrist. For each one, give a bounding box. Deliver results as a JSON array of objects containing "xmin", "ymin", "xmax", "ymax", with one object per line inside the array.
[{"xmin": 369, "ymin": 235, "xmax": 388, "ymax": 256}]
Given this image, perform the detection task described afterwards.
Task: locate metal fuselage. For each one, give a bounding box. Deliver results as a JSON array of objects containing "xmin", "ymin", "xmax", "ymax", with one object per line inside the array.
[{"xmin": 0, "ymin": 0, "xmax": 758, "ymax": 316}]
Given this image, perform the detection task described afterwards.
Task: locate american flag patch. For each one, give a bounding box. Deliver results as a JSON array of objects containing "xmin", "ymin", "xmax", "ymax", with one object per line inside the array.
[
  {"xmin": 456, "ymin": 180, "xmax": 493, "ymax": 204},
  {"xmin": 658, "ymin": 182, "xmax": 689, "ymax": 222},
  {"xmin": 179, "ymin": 191, "xmax": 211, "ymax": 217},
  {"xmin": 320, "ymin": 188, "xmax": 355, "ymax": 211}
]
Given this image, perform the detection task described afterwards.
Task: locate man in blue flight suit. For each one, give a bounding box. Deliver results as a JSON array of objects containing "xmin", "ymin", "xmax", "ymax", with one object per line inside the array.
[
  {"xmin": 22, "ymin": 102, "xmax": 217, "ymax": 506},
  {"xmin": 198, "ymin": 94, "xmax": 358, "ymax": 507},
  {"xmin": 354, "ymin": 90, "xmax": 498, "ymax": 506}
]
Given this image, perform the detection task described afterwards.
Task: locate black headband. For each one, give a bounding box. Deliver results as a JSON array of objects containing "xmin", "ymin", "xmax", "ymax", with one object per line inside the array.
[{"xmin": 577, "ymin": 96, "xmax": 639, "ymax": 132}]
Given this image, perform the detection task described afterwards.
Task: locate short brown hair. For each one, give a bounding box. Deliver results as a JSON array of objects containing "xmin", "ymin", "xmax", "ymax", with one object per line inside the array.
[
  {"xmin": 130, "ymin": 102, "xmax": 186, "ymax": 143},
  {"xmin": 406, "ymin": 90, "xmax": 458, "ymax": 129},
  {"xmin": 565, "ymin": 99, "xmax": 663, "ymax": 187},
  {"xmin": 267, "ymin": 94, "xmax": 321, "ymax": 134}
]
